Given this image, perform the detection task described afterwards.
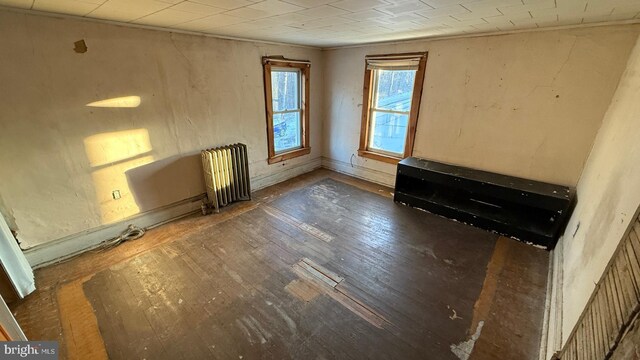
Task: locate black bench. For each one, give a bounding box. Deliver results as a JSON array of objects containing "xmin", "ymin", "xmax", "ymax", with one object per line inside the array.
[{"xmin": 394, "ymin": 157, "xmax": 576, "ymax": 249}]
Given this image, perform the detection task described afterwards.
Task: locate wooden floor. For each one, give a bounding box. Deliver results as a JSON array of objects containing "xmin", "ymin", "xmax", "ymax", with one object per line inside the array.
[{"xmin": 10, "ymin": 169, "xmax": 550, "ymax": 360}]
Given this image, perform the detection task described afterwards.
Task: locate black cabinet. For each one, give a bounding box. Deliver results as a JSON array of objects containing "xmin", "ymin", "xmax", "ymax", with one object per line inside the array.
[{"xmin": 394, "ymin": 157, "xmax": 576, "ymax": 249}]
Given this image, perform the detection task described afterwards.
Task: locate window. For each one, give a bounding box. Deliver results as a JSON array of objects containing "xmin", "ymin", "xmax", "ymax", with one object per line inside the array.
[
  {"xmin": 262, "ymin": 57, "xmax": 310, "ymax": 164},
  {"xmin": 358, "ymin": 52, "xmax": 427, "ymax": 164}
]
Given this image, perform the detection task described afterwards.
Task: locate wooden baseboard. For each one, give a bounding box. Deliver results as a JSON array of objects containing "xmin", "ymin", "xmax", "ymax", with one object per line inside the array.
[
  {"xmin": 320, "ymin": 157, "xmax": 395, "ymax": 188},
  {"xmin": 24, "ymin": 157, "xmax": 322, "ymax": 269},
  {"xmin": 252, "ymin": 157, "xmax": 322, "ymax": 190},
  {"xmin": 24, "ymin": 195, "xmax": 205, "ymax": 269},
  {"xmin": 540, "ymin": 238, "xmax": 564, "ymax": 360}
]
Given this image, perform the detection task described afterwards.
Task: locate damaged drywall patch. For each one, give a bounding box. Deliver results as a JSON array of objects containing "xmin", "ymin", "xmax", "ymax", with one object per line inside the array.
[
  {"xmin": 450, "ymin": 320, "xmax": 484, "ymax": 360},
  {"xmin": 73, "ymin": 40, "xmax": 87, "ymax": 53}
]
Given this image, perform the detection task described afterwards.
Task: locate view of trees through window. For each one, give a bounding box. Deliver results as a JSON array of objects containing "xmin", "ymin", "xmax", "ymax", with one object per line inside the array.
[
  {"xmin": 369, "ymin": 69, "xmax": 417, "ymax": 155},
  {"xmin": 271, "ymin": 69, "xmax": 302, "ymax": 153}
]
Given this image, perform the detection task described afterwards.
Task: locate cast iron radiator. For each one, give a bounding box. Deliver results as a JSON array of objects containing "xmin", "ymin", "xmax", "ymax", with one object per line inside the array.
[{"xmin": 201, "ymin": 143, "xmax": 251, "ymax": 213}]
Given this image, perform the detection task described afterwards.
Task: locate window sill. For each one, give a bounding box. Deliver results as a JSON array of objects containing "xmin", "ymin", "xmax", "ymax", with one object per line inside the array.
[
  {"xmin": 268, "ymin": 147, "xmax": 311, "ymax": 164},
  {"xmin": 357, "ymin": 149, "xmax": 402, "ymax": 164}
]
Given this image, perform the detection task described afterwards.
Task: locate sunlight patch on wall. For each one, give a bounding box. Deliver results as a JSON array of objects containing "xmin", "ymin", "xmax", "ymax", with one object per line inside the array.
[
  {"xmin": 86, "ymin": 96, "xmax": 141, "ymax": 108},
  {"xmin": 83, "ymin": 129, "xmax": 154, "ymax": 223},
  {"xmin": 90, "ymin": 156, "xmax": 154, "ymax": 223},
  {"xmin": 84, "ymin": 129, "xmax": 152, "ymax": 167}
]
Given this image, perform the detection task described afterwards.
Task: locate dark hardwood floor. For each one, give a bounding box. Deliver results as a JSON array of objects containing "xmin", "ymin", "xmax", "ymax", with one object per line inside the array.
[{"xmin": 10, "ymin": 169, "xmax": 550, "ymax": 359}]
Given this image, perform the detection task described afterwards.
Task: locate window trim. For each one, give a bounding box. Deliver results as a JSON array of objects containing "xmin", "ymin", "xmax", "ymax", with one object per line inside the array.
[
  {"xmin": 358, "ymin": 52, "xmax": 428, "ymax": 165},
  {"xmin": 262, "ymin": 57, "xmax": 311, "ymax": 164},
  {"xmin": 271, "ymin": 67, "xmax": 303, "ymax": 155}
]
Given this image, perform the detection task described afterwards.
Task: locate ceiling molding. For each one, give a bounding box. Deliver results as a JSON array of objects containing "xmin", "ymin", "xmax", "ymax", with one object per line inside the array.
[
  {"xmin": 323, "ymin": 19, "xmax": 640, "ymax": 51},
  {"xmin": 0, "ymin": 6, "xmax": 321, "ymax": 50},
  {"xmin": 1, "ymin": 4, "xmax": 639, "ymax": 51}
]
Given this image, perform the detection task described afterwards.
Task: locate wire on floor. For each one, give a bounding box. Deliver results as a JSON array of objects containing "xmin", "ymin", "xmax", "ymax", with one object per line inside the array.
[
  {"xmin": 93, "ymin": 224, "xmax": 146, "ymax": 252},
  {"xmin": 50, "ymin": 224, "xmax": 146, "ymax": 266}
]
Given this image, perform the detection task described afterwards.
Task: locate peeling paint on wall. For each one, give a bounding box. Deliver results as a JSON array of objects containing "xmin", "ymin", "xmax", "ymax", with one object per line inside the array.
[
  {"xmin": 560, "ymin": 33, "xmax": 640, "ymax": 345},
  {"xmin": 73, "ymin": 39, "xmax": 87, "ymax": 54},
  {"xmin": 0, "ymin": 194, "xmax": 17, "ymax": 235}
]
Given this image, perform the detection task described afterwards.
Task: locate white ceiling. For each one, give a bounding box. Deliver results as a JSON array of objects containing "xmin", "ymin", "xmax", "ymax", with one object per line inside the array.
[{"xmin": 2, "ymin": 0, "xmax": 640, "ymax": 47}]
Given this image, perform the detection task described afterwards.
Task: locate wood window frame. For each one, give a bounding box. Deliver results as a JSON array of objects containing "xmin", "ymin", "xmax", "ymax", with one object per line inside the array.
[
  {"xmin": 262, "ymin": 56, "xmax": 311, "ymax": 165},
  {"xmin": 358, "ymin": 52, "xmax": 428, "ymax": 165}
]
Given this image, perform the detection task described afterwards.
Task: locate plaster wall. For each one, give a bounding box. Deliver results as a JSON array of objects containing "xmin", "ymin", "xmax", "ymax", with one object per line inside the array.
[
  {"xmin": 0, "ymin": 11, "xmax": 324, "ymax": 248},
  {"xmin": 559, "ymin": 33, "xmax": 640, "ymax": 345},
  {"xmin": 323, "ymin": 25, "xmax": 640, "ymax": 187}
]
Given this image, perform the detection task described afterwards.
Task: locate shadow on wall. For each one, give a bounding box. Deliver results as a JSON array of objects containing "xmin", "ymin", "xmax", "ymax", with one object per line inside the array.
[
  {"xmin": 82, "ymin": 96, "xmax": 149, "ymax": 224},
  {"xmin": 125, "ymin": 154, "xmax": 205, "ymax": 212},
  {"xmin": 83, "ymin": 128, "xmax": 155, "ymax": 223},
  {"xmin": 84, "ymin": 129, "xmax": 206, "ymax": 224},
  {"xmin": 82, "ymin": 96, "xmax": 205, "ymax": 224}
]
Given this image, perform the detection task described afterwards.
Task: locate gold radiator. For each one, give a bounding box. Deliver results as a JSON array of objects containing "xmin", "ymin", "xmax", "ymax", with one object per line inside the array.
[{"xmin": 201, "ymin": 143, "xmax": 251, "ymax": 213}]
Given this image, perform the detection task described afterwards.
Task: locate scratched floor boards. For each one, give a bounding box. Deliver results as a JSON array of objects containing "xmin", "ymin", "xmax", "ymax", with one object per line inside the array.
[{"xmin": 77, "ymin": 177, "xmax": 548, "ymax": 360}]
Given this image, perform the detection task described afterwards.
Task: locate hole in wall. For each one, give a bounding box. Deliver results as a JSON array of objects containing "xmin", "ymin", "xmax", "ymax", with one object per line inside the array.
[{"xmin": 74, "ymin": 39, "xmax": 87, "ymax": 54}]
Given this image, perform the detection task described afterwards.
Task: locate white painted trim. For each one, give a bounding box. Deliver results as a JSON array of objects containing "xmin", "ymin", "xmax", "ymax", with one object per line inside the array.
[
  {"xmin": 24, "ymin": 194, "xmax": 206, "ymax": 269},
  {"xmin": 321, "ymin": 157, "xmax": 395, "ymax": 187},
  {"xmin": 0, "ymin": 213, "xmax": 34, "ymax": 298},
  {"xmin": 23, "ymin": 157, "xmax": 322, "ymax": 268},
  {"xmin": 541, "ymin": 238, "xmax": 564, "ymax": 360},
  {"xmin": 552, "ymin": 239, "xmax": 564, "ymax": 353},
  {"xmin": 539, "ymin": 250, "xmax": 554, "ymax": 360},
  {"xmin": 0, "ymin": 294, "xmax": 27, "ymax": 340},
  {"xmin": 252, "ymin": 157, "xmax": 322, "ymax": 190}
]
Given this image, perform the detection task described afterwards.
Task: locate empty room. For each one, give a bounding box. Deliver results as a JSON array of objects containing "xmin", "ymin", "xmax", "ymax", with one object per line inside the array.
[{"xmin": 1, "ymin": 0, "xmax": 640, "ymax": 359}]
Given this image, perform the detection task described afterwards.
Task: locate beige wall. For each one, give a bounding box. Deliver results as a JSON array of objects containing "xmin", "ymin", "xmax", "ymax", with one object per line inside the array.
[
  {"xmin": 0, "ymin": 11, "xmax": 324, "ymax": 248},
  {"xmin": 559, "ymin": 33, "xmax": 640, "ymax": 345},
  {"xmin": 323, "ymin": 25, "xmax": 640, "ymax": 187}
]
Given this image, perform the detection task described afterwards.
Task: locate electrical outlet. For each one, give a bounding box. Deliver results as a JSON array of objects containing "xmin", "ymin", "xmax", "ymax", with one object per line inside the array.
[{"xmin": 112, "ymin": 190, "xmax": 121, "ymax": 200}]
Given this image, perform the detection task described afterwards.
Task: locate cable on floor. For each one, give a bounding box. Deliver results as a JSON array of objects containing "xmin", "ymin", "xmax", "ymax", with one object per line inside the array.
[{"xmin": 92, "ymin": 224, "xmax": 146, "ymax": 252}]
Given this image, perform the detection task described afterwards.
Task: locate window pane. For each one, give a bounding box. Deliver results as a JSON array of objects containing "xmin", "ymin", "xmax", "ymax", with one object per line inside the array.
[
  {"xmin": 374, "ymin": 69, "xmax": 416, "ymax": 112},
  {"xmin": 273, "ymin": 112, "xmax": 301, "ymax": 153},
  {"xmin": 271, "ymin": 70, "xmax": 299, "ymax": 112},
  {"xmin": 368, "ymin": 110, "xmax": 409, "ymax": 155}
]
